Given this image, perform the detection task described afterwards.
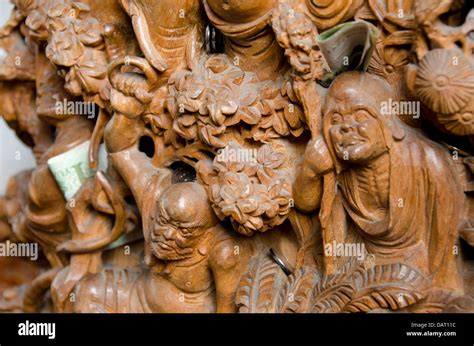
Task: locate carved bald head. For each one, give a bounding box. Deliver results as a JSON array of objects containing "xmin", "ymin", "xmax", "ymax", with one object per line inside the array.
[
  {"xmin": 151, "ymin": 182, "xmax": 216, "ymax": 260},
  {"xmin": 323, "ymin": 72, "xmax": 404, "ymax": 165}
]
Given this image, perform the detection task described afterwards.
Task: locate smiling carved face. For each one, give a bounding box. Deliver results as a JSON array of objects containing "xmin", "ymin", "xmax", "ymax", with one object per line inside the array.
[
  {"xmin": 322, "ymin": 72, "xmax": 399, "ymax": 166},
  {"xmin": 328, "ymin": 106, "xmax": 387, "ymax": 164}
]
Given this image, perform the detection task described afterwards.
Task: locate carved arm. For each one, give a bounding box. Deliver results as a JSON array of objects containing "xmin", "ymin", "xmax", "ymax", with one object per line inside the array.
[{"xmin": 293, "ymin": 137, "xmax": 333, "ymax": 212}]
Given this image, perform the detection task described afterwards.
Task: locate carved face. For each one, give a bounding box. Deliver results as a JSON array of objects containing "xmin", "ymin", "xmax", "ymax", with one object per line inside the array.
[
  {"xmin": 328, "ymin": 107, "xmax": 387, "ymax": 164},
  {"xmin": 287, "ymin": 18, "xmax": 314, "ymax": 53},
  {"xmin": 323, "ymin": 72, "xmax": 401, "ymax": 166},
  {"xmin": 149, "ymin": 182, "xmax": 214, "ymax": 261},
  {"xmin": 151, "ymin": 213, "xmax": 206, "ymax": 261}
]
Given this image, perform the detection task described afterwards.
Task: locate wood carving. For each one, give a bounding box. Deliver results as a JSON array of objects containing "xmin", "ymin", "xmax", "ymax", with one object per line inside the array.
[{"xmin": 0, "ymin": 0, "xmax": 472, "ymax": 314}]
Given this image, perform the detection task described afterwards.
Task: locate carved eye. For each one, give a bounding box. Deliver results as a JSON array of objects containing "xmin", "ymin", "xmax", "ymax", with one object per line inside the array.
[
  {"xmin": 354, "ymin": 110, "xmax": 369, "ymax": 122},
  {"xmin": 178, "ymin": 227, "xmax": 193, "ymax": 237},
  {"xmin": 331, "ymin": 113, "xmax": 343, "ymax": 125}
]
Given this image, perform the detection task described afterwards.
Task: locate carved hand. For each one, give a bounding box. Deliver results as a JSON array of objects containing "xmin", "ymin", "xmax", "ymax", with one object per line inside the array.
[
  {"xmin": 104, "ymin": 113, "xmax": 145, "ymax": 153},
  {"xmin": 302, "ymin": 137, "xmax": 334, "ymax": 176}
]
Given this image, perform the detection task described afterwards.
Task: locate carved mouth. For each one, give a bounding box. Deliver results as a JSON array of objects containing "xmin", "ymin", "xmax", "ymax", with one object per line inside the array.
[
  {"xmin": 339, "ymin": 137, "xmax": 366, "ymax": 149},
  {"xmin": 155, "ymin": 240, "xmax": 174, "ymax": 251},
  {"xmin": 151, "ymin": 234, "xmax": 176, "ymax": 252}
]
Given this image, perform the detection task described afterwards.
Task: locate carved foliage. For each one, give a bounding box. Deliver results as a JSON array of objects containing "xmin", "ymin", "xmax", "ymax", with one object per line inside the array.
[
  {"xmin": 44, "ymin": 1, "xmax": 110, "ymax": 107},
  {"xmin": 235, "ymin": 254, "xmax": 287, "ymax": 313},
  {"xmin": 237, "ymin": 262, "xmax": 433, "ymax": 313},
  {"xmin": 165, "ymin": 55, "xmax": 307, "ymax": 150},
  {"xmin": 198, "ymin": 141, "xmax": 293, "ymax": 236}
]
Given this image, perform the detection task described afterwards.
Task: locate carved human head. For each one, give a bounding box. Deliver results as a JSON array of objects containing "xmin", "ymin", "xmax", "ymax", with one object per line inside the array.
[
  {"xmin": 285, "ymin": 12, "xmax": 316, "ymax": 54},
  {"xmin": 151, "ymin": 182, "xmax": 217, "ymax": 261},
  {"xmin": 322, "ymin": 71, "xmax": 405, "ymax": 169}
]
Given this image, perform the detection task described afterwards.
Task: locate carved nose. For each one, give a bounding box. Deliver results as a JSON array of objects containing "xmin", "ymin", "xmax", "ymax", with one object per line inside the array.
[
  {"xmin": 163, "ymin": 228, "xmax": 175, "ymax": 240},
  {"xmin": 340, "ymin": 122, "xmax": 354, "ymax": 133}
]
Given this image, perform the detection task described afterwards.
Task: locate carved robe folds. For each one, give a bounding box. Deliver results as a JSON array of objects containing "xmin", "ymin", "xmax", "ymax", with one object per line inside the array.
[{"xmin": 297, "ymin": 72, "xmax": 466, "ymax": 297}]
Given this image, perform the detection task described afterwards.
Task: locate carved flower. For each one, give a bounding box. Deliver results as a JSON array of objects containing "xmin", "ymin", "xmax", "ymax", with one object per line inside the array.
[
  {"xmin": 436, "ymin": 97, "xmax": 474, "ymax": 136},
  {"xmin": 25, "ymin": 9, "xmax": 46, "ymax": 31},
  {"xmin": 46, "ymin": 29, "xmax": 84, "ymax": 67},
  {"xmin": 368, "ymin": 42, "xmax": 409, "ymax": 85},
  {"xmin": 168, "ymin": 56, "xmax": 307, "ymax": 150},
  {"xmin": 258, "ymin": 79, "xmax": 305, "ymax": 138},
  {"xmin": 255, "ymin": 143, "xmax": 286, "ymax": 185},
  {"xmin": 415, "ymin": 48, "xmax": 474, "ymax": 114},
  {"xmin": 47, "ymin": 2, "xmax": 70, "ymax": 18},
  {"xmin": 64, "ymin": 50, "xmax": 108, "ymax": 97},
  {"xmin": 367, "ymin": 0, "xmax": 416, "ymax": 45},
  {"xmin": 198, "ymin": 123, "xmax": 228, "ymax": 148},
  {"xmin": 73, "ymin": 17, "xmax": 103, "ymax": 46},
  {"xmin": 213, "ymin": 141, "xmax": 258, "ymax": 176},
  {"xmin": 213, "ymin": 171, "xmax": 274, "ymax": 235},
  {"xmin": 46, "ymin": 2, "xmax": 71, "ymax": 32},
  {"xmin": 200, "ymin": 141, "xmax": 293, "ymax": 236},
  {"xmin": 24, "ymin": 0, "xmax": 58, "ymax": 41},
  {"xmin": 173, "ymin": 114, "xmax": 198, "ymax": 140},
  {"xmin": 168, "ymin": 55, "xmax": 263, "ymax": 149},
  {"xmin": 217, "ymin": 173, "xmax": 257, "ymax": 218}
]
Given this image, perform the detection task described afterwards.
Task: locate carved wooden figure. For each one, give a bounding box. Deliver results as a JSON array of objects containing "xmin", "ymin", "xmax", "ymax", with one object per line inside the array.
[
  {"xmin": 72, "ymin": 181, "xmax": 253, "ymax": 313},
  {"xmin": 0, "ymin": 0, "xmax": 472, "ymax": 314}
]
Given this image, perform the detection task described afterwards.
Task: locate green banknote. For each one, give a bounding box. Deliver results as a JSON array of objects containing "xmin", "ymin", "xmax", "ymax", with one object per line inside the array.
[
  {"xmin": 47, "ymin": 140, "xmax": 108, "ymax": 201},
  {"xmin": 318, "ymin": 21, "xmax": 379, "ymax": 75}
]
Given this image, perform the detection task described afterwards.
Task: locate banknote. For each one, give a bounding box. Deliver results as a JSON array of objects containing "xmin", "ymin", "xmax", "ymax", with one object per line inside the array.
[
  {"xmin": 317, "ymin": 21, "xmax": 379, "ymax": 75},
  {"xmin": 47, "ymin": 140, "xmax": 108, "ymax": 201}
]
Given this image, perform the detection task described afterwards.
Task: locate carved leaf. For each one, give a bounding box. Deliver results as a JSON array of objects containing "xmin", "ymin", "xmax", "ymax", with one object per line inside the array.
[
  {"xmin": 342, "ymin": 263, "xmax": 430, "ymax": 312},
  {"xmin": 280, "ymin": 267, "xmax": 320, "ymax": 313},
  {"xmin": 235, "ymin": 254, "xmax": 288, "ymax": 313},
  {"xmin": 412, "ymin": 289, "xmax": 474, "ymax": 313},
  {"xmin": 312, "ymin": 270, "xmax": 355, "ymax": 313}
]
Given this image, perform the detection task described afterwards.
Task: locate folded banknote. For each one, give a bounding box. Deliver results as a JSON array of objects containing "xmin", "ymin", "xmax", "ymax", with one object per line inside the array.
[{"xmin": 47, "ymin": 140, "xmax": 108, "ymax": 201}]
